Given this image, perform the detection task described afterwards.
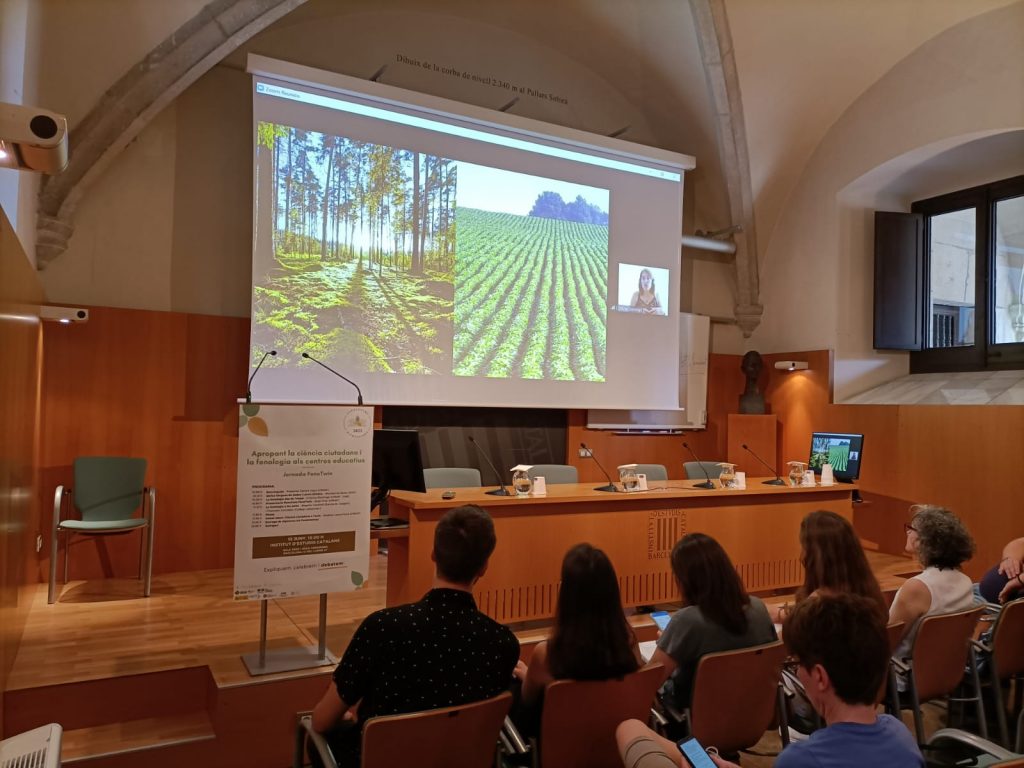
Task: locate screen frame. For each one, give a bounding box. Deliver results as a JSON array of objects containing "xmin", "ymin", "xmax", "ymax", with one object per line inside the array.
[{"xmin": 808, "ymin": 432, "xmax": 865, "ymax": 482}]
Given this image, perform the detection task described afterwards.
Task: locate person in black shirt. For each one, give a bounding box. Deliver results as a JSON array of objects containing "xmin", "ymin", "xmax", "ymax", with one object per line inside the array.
[{"xmin": 311, "ymin": 504, "xmax": 520, "ymax": 767}]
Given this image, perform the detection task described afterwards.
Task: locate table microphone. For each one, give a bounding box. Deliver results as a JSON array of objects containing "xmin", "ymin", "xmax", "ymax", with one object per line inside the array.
[
  {"xmin": 741, "ymin": 443, "xmax": 786, "ymax": 486},
  {"xmin": 301, "ymin": 352, "xmax": 364, "ymax": 405},
  {"xmin": 580, "ymin": 442, "xmax": 619, "ymax": 492},
  {"xmin": 246, "ymin": 349, "xmax": 276, "ymax": 403},
  {"xmin": 468, "ymin": 436, "xmax": 512, "ymax": 496},
  {"xmin": 682, "ymin": 441, "xmax": 716, "ymax": 489}
]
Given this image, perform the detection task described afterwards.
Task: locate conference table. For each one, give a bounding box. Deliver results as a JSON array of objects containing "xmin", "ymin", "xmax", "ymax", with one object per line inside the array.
[{"xmin": 384, "ymin": 480, "xmax": 854, "ymax": 624}]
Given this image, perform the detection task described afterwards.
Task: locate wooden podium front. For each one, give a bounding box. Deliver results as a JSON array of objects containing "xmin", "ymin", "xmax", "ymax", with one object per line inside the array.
[{"xmin": 385, "ymin": 481, "xmax": 853, "ymax": 623}]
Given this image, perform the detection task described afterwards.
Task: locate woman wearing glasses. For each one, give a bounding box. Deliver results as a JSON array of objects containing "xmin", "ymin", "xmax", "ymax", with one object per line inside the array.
[{"xmin": 889, "ymin": 505, "xmax": 975, "ymax": 687}]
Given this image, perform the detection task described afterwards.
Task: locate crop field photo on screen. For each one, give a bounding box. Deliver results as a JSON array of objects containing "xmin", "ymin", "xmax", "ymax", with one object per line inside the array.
[
  {"xmin": 452, "ymin": 162, "xmax": 609, "ymax": 381},
  {"xmin": 613, "ymin": 263, "xmax": 669, "ymax": 316},
  {"xmin": 810, "ymin": 435, "xmax": 854, "ymax": 472},
  {"xmin": 252, "ymin": 122, "xmax": 455, "ymax": 375}
]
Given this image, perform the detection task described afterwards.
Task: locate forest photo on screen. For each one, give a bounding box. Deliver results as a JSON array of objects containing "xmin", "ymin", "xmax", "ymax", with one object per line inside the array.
[{"xmin": 253, "ymin": 123, "xmax": 609, "ymax": 382}]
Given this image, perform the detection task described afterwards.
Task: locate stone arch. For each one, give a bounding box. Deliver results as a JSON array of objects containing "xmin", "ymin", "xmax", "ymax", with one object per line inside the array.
[{"xmin": 36, "ymin": 0, "xmax": 308, "ymax": 269}]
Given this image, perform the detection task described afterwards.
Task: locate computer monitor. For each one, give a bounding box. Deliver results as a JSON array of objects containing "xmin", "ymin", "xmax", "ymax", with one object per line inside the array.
[
  {"xmin": 808, "ymin": 432, "xmax": 864, "ymax": 482},
  {"xmin": 371, "ymin": 428, "xmax": 426, "ymax": 503}
]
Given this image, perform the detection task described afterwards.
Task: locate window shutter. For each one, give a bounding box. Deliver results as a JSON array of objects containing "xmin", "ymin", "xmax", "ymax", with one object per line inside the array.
[{"xmin": 873, "ymin": 211, "xmax": 923, "ymax": 350}]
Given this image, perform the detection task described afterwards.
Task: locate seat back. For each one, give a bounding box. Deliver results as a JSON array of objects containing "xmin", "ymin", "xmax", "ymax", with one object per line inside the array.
[
  {"xmin": 361, "ymin": 691, "xmax": 511, "ymax": 768},
  {"xmin": 540, "ymin": 664, "xmax": 664, "ymax": 768},
  {"xmin": 632, "ymin": 464, "xmax": 668, "ymax": 482},
  {"xmin": 911, "ymin": 606, "xmax": 984, "ymax": 703},
  {"xmin": 683, "ymin": 461, "xmax": 723, "ymax": 480},
  {"xmin": 689, "ymin": 641, "xmax": 786, "ymax": 755},
  {"xmin": 423, "ymin": 467, "xmax": 482, "ymax": 489},
  {"xmin": 528, "ymin": 464, "xmax": 578, "ymax": 485},
  {"xmin": 73, "ymin": 457, "xmax": 147, "ymax": 522},
  {"xmin": 992, "ymin": 597, "xmax": 1024, "ymax": 680}
]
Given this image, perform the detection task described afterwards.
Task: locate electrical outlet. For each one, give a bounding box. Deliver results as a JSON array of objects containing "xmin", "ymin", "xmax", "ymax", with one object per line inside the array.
[
  {"xmin": 36, "ymin": 534, "xmax": 43, "ymax": 552},
  {"xmin": 578, "ymin": 447, "xmax": 591, "ymax": 457}
]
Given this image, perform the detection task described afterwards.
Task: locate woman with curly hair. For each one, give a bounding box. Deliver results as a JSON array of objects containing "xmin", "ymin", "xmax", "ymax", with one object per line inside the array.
[{"xmin": 890, "ymin": 505, "xmax": 976, "ymax": 678}]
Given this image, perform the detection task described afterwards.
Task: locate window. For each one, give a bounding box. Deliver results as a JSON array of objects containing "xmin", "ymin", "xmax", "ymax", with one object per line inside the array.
[{"xmin": 873, "ymin": 175, "xmax": 1024, "ymax": 372}]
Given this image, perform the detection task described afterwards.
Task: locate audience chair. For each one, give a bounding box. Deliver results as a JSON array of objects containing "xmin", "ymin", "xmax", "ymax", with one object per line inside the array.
[
  {"xmin": 527, "ymin": 464, "xmax": 578, "ymax": 485},
  {"xmin": 893, "ymin": 606, "xmax": 986, "ymax": 745},
  {"xmin": 926, "ymin": 728, "xmax": 1024, "ymax": 767},
  {"xmin": 529, "ymin": 664, "xmax": 664, "ymax": 768},
  {"xmin": 972, "ymin": 598, "xmax": 1024, "ymax": 748},
  {"xmin": 631, "ymin": 464, "xmax": 668, "ymax": 482},
  {"xmin": 683, "ymin": 461, "xmax": 723, "ymax": 481},
  {"xmin": 423, "ymin": 467, "xmax": 482, "ymax": 489},
  {"xmin": 294, "ymin": 691, "xmax": 512, "ymax": 768},
  {"xmin": 49, "ymin": 456, "xmax": 155, "ymax": 604},
  {"xmin": 683, "ymin": 641, "xmax": 788, "ymax": 755}
]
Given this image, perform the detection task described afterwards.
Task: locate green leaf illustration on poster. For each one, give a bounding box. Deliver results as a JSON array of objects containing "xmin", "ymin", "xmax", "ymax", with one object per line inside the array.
[
  {"xmin": 351, "ymin": 571, "xmax": 364, "ymax": 587},
  {"xmin": 242, "ymin": 403, "xmax": 260, "ymax": 417},
  {"xmin": 239, "ymin": 413, "xmax": 248, "ymax": 428}
]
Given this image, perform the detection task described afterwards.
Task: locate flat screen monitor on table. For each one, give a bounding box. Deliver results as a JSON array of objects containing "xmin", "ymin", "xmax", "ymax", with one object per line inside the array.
[
  {"xmin": 808, "ymin": 432, "xmax": 864, "ymax": 483},
  {"xmin": 371, "ymin": 429, "xmax": 425, "ymax": 519}
]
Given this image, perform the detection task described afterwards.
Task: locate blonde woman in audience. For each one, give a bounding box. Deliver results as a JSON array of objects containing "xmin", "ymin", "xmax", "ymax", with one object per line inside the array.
[{"xmin": 889, "ymin": 505, "xmax": 975, "ymax": 688}]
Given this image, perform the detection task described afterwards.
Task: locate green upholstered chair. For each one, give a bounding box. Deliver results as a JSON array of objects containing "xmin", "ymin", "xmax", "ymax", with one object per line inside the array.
[
  {"xmin": 683, "ymin": 461, "xmax": 723, "ymax": 480},
  {"xmin": 48, "ymin": 456, "xmax": 156, "ymax": 604},
  {"xmin": 527, "ymin": 464, "xmax": 578, "ymax": 485},
  {"xmin": 423, "ymin": 467, "xmax": 482, "ymax": 489},
  {"xmin": 632, "ymin": 463, "xmax": 668, "ymax": 482}
]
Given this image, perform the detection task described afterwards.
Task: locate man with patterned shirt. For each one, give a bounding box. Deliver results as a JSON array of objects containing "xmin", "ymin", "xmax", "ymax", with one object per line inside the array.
[{"xmin": 311, "ymin": 504, "xmax": 520, "ymax": 767}]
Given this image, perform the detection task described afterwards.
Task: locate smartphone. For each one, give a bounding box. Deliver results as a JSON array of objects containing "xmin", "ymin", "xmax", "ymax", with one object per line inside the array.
[
  {"xmin": 441, "ymin": 490, "xmax": 456, "ymax": 500},
  {"xmin": 651, "ymin": 610, "xmax": 671, "ymax": 631},
  {"xmin": 677, "ymin": 737, "xmax": 716, "ymax": 768}
]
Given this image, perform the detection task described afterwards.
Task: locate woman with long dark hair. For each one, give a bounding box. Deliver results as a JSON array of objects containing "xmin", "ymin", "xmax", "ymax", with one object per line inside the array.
[
  {"xmin": 520, "ymin": 543, "xmax": 640, "ymax": 708},
  {"xmin": 772, "ymin": 509, "xmax": 887, "ymax": 622},
  {"xmin": 650, "ymin": 533, "xmax": 776, "ymax": 710}
]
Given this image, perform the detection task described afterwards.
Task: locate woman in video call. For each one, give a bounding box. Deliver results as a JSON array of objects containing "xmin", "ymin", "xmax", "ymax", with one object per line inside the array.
[{"xmin": 630, "ymin": 268, "xmax": 664, "ymax": 314}]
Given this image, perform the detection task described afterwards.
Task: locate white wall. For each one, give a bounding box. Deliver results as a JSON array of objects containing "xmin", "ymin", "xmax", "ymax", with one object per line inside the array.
[
  {"xmin": 0, "ymin": 0, "xmax": 40, "ymax": 263},
  {"xmin": 750, "ymin": 3, "xmax": 1024, "ymax": 401}
]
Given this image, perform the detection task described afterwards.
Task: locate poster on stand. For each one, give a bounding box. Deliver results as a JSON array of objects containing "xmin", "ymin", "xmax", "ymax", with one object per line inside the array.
[{"xmin": 234, "ymin": 403, "xmax": 373, "ymax": 600}]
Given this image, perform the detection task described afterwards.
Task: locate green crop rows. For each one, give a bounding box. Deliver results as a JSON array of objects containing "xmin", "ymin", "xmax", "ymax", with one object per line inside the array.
[{"xmin": 453, "ymin": 208, "xmax": 608, "ymax": 381}]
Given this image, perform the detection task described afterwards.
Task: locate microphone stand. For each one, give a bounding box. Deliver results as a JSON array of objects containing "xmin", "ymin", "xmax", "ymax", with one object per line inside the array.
[
  {"xmin": 742, "ymin": 443, "xmax": 786, "ymax": 486},
  {"xmin": 468, "ymin": 436, "xmax": 512, "ymax": 496},
  {"xmin": 246, "ymin": 350, "xmax": 276, "ymax": 403},
  {"xmin": 580, "ymin": 443, "xmax": 619, "ymax": 493},
  {"xmin": 682, "ymin": 441, "xmax": 716, "ymax": 489},
  {"xmin": 301, "ymin": 352, "xmax": 364, "ymax": 405}
]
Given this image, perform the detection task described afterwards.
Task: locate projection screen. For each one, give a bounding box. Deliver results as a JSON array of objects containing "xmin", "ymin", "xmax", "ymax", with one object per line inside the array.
[{"xmin": 247, "ymin": 55, "xmax": 693, "ymax": 409}]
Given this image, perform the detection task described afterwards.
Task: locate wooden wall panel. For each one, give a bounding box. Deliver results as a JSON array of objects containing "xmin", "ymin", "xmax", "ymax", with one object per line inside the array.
[
  {"xmin": 39, "ymin": 307, "xmax": 249, "ymax": 583},
  {"xmin": 35, "ymin": 309, "xmax": 1019, "ymax": 589},
  {"xmin": 0, "ymin": 209, "xmax": 44, "ymax": 739}
]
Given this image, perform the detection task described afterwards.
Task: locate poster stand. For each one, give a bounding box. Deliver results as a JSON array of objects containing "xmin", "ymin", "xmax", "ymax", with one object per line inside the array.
[
  {"xmin": 241, "ymin": 593, "xmax": 337, "ymax": 676},
  {"xmin": 234, "ymin": 402, "xmax": 373, "ymax": 678}
]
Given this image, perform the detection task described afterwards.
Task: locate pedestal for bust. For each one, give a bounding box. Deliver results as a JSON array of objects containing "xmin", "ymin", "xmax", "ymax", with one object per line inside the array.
[{"xmin": 727, "ymin": 413, "xmax": 779, "ymax": 477}]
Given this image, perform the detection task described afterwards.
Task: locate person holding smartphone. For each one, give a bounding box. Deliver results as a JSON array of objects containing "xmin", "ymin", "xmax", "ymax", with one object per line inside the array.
[{"xmin": 616, "ymin": 593, "xmax": 924, "ymax": 768}]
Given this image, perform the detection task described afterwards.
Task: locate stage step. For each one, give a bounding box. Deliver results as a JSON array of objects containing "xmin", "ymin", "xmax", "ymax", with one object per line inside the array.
[
  {"xmin": 4, "ymin": 666, "xmax": 213, "ymax": 736},
  {"xmin": 61, "ymin": 711, "xmax": 215, "ymax": 764}
]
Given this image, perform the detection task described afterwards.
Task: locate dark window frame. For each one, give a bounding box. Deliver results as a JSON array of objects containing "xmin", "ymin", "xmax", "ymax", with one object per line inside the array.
[{"xmin": 910, "ymin": 174, "xmax": 1024, "ymax": 373}]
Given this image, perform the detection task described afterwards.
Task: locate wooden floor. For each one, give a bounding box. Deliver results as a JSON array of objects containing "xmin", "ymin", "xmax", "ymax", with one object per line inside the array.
[{"xmin": 5, "ymin": 550, "xmax": 921, "ymax": 766}]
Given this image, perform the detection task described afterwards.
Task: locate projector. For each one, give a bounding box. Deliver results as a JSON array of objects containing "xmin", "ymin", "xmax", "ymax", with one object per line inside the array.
[
  {"xmin": 0, "ymin": 102, "xmax": 68, "ymax": 174},
  {"xmin": 40, "ymin": 306, "xmax": 89, "ymax": 324}
]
